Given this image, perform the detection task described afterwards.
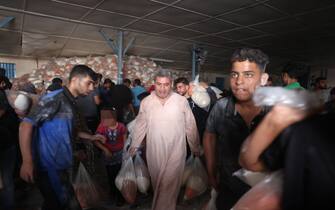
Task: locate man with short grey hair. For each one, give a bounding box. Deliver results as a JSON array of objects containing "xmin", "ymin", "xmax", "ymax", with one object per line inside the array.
[{"xmin": 129, "ymin": 69, "xmax": 200, "ymax": 210}]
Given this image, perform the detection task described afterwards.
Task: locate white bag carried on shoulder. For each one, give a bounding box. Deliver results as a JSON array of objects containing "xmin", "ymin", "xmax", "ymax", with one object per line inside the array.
[{"xmin": 191, "ymin": 75, "xmax": 211, "ymax": 108}]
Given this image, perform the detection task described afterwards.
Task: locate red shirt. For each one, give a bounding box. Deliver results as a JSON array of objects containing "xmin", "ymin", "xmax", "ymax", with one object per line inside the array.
[{"xmin": 96, "ymin": 122, "xmax": 127, "ymax": 152}]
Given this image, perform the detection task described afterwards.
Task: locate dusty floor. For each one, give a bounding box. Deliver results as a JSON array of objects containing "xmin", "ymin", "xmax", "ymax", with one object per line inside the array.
[
  {"xmin": 15, "ymin": 181, "xmax": 210, "ymax": 210},
  {"xmin": 14, "ymin": 156, "xmax": 210, "ymax": 210}
]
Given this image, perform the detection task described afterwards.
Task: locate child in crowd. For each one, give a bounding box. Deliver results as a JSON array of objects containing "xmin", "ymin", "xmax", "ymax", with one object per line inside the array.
[{"xmin": 94, "ymin": 107, "xmax": 127, "ymax": 206}]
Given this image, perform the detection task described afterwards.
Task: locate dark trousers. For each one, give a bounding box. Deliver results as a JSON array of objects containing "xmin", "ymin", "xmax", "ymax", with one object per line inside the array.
[
  {"xmin": 105, "ymin": 164, "xmax": 123, "ymax": 202},
  {"xmin": 0, "ymin": 145, "xmax": 17, "ymax": 210},
  {"xmin": 36, "ymin": 170, "xmax": 82, "ymax": 210}
]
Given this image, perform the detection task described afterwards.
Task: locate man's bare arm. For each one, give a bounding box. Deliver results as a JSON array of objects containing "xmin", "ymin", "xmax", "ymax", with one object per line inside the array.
[
  {"xmin": 239, "ymin": 106, "xmax": 308, "ymax": 172},
  {"xmin": 19, "ymin": 121, "xmax": 34, "ymax": 183},
  {"xmin": 203, "ymin": 131, "xmax": 218, "ymax": 190}
]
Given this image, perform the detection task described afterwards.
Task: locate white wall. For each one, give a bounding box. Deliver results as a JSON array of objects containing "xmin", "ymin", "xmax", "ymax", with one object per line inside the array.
[{"xmin": 0, "ymin": 56, "xmax": 49, "ymax": 77}]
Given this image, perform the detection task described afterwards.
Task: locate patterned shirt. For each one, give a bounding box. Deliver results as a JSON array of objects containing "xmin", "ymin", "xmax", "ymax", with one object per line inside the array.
[{"xmin": 96, "ymin": 122, "xmax": 126, "ymax": 165}]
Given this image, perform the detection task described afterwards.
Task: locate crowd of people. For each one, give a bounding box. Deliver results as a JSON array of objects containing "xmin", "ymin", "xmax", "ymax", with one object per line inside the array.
[{"xmin": 0, "ymin": 47, "xmax": 335, "ymax": 210}]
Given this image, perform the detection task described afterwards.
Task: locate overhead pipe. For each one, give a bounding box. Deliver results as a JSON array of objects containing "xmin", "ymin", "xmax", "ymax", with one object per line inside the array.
[
  {"xmin": 191, "ymin": 43, "xmax": 197, "ymax": 80},
  {"xmin": 117, "ymin": 31, "xmax": 123, "ymax": 84},
  {"xmin": 99, "ymin": 29, "xmax": 135, "ymax": 84}
]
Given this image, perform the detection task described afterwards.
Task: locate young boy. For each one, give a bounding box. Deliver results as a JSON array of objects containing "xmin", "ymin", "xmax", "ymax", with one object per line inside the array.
[{"xmin": 94, "ymin": 107, "xmax": 127, "ymax": 206}]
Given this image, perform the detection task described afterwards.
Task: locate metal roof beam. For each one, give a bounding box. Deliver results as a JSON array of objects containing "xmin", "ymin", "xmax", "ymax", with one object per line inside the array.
[{"xmin": 0, "ymin": 16, "xmax": 14, "ymax": 28}]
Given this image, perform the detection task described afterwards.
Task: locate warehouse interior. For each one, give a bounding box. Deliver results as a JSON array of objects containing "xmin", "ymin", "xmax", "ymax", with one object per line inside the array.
[{"xmin": 1, "ymin": 1, "xmax": 335, "ymax": 210}]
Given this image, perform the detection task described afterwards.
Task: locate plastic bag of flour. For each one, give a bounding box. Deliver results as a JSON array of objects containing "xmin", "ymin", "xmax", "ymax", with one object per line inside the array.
[
  {"xmin": 115, "ymin": 157, "xmax": 137, "ymax": 204},
  {"xmin": 253, "ymin": 87, "xmax": 321, "ymax": 110},
  {"xmin": 191, "ymin": 75, "xmax": 211, "ymax": 108},
  {"xmin": 233, "ymin": 168, "xmax": 270, "ymax": 187},
  {"xmin": 209, "ymin": 86, "xmax": 223, "ymax": 99},
  {"xmin": 192, "ymin": 86, "xmax": 211, "ymax": 108},
  {"xmin": 5, "ymin": 90, "xmax": 36, "ymax": 113},
  {"xmin": 182, "ymin": 155, "xmax": 194, "ymax": 186},
  {"xmin": 184, "ymin": 157, "xmax": 208, "ymax": 200},
  {"xmin": 134, "ymin": 153, "xmax": 150, "ymax": 194},
  {"xmin": 231, "ymin": 170, "xmax": 283, "ymax": 210},
  {"xmin": 73, "ymin": 163, "xmax": 101, "ymax": 209},
  {"xmin": 122, "ymin": 136, "xmax": 132, "ymax": 161}
]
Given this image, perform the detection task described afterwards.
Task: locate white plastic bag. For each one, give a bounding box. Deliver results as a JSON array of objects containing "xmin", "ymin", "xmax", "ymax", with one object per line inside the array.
[
  {"xmin": 233, "ymin": 168, "xmax": 270, "ymax": 187},
  {"xmin": 253, "ymin": 87, "xmax": 321, "ymax": 110},
  {"xmin": 5, "ymin": 90, "xmax": 36, "ymax": 112},
  {"xmin": 191, "ymin": 75, "xmax": 211, "ymax": 108},
  {"xmin": 73, "ymin": 162, "xmax": 101, "ymax": 209},
  {"xmin": 182, "ymin": 155, "xmax": 194, "ymax": 186},
  {"xmin": 231, "ymin": 170, "xmax": 283, "ymax": 210},
  {"xmin": 122, "ymin": 136, "xmax": 132, "ymax": 161},
  {"xmin": 209, "ymin": 86, "xmax": 223, "ymax": 99},
  {"xmin": 134, "ymin": 153, "xmax": 150, "ymax": 194},
  {"xmin": 192, "ymin": 85, "xmax": 211, "ymax": 108},
  {"xmin": 115, "ymin": 157, "xmax": 137, "ymax": 204},
  {"xmin": 202, "ymin": 188, "xmax": 217, "ymax": 210},
  {"xmin": 184, "ymin": 157, "xmax": 208, "ymax": 200}
]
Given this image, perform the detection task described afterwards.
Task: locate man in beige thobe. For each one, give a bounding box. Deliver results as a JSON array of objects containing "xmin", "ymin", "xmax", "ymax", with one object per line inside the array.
[{"xmin": 129, "ymin": 69, "xmax": 200, "ymax": 210}]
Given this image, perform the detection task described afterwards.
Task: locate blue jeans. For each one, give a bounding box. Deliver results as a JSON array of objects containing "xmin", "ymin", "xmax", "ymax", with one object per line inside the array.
[{"xmin": 0, "ymin": 145, "xmax": 17, "ymax": 210}]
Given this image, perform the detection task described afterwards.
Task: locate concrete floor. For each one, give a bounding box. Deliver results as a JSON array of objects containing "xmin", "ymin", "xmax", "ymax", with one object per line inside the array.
[
  {"xmin": 15, "ymin": 183, "xmax": 210, "ymax": 210},
  {"xmin": 14, "ymin": 156, "xmax": 210, "ymax": 210}
]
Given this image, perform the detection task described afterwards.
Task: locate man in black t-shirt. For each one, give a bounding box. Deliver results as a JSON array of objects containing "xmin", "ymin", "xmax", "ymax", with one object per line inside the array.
[{"xmin": 203, "ymin": 48, "xmax": 270, "ymax": 210}]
